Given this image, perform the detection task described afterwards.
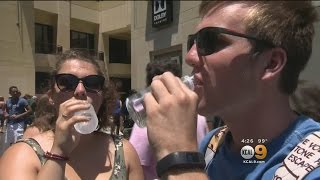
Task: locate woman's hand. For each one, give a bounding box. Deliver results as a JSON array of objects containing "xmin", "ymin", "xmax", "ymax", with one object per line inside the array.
[
  {"xmin": 144, "ymin": 72, "xmax": 199, "ymax": 161},
  {"xmin": 51, "ymin": 97, "xmax": 90, "ymax": 156}
]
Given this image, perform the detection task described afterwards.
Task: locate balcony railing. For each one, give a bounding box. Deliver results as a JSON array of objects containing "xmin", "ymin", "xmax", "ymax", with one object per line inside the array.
[{"xmin": 35, "ymin": 42, "xmax": 62, "ymax": 54}]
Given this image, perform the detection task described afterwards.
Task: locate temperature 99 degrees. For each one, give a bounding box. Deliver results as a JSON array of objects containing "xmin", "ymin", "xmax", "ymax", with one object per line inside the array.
[{"xmin": 258, "ymin": 138, "xmax": 268, "ymax": 144}]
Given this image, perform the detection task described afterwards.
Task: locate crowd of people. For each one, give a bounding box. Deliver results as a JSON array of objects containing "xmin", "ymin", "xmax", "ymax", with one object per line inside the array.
[{"xmin": 0, "ymin": 1, "xmax": 319, "ymax": 179}]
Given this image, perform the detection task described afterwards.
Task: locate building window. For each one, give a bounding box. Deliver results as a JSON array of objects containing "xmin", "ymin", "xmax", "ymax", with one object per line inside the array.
[
  {"xmin": 35, "ymin": 23, "xmax": 54, "ymax": 54},
  {"xmin": 70, "ymin": 30, "xmax": 95, "ymax": 56},
  {"xmin": 109, "ymin": 37, "xmax": 131, "ymax": 64},
  {"xmin": 35, "ymin": 72, "xmax": 51, "ymax": 94}
]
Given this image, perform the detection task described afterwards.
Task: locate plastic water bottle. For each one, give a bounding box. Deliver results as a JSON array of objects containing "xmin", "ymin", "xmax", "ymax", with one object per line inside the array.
[
  {"xmin": 74, "ymin": 104, "xmax": 99, "ymax": 134},
  {"xmin": 126, "ymin": 75, "xmax": 194, "ymax": 128}
]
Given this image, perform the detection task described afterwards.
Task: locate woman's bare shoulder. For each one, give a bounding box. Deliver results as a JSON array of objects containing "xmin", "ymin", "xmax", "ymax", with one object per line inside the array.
[
  {"xmin": 23, "ymin": 126, "xmax": 41, "ymax": 139},
  {"xmin": 122, "ymin": 138, "xmax": 141, "ymax": 163},
  {"xmin": 122, "ymin": 138, "xmax": 144, "ymax": 178},
  {"xmin": 0, "ymin": 140, "xmax": 41, "ymax": 176},
  {"xmin": 29, "ymin": 131, "xmax": 54, "ymax": 151}
]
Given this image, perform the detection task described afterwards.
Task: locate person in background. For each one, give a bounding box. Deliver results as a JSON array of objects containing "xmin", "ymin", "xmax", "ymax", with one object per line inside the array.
[
  {"xmin": 23, "ymin": 94, "xmax": 36, "ymax": 127},
  {"xmin": 122, "ymin": 89, "xmax": 137, "ymax": 139},
  {"xmin": 23, "ymin": 94, "xmax": 56, "ymax": 138},
  {"xmin": 0, "ymin": 96, "xmax": 6, "ymax": 133},
  {"xmin": 4, "ymin": 86, "xmax": 32, "ymax": 146},
  {"xmin": 113, "ymin": 98, "xmax": 124, "ymax": 135},
  {"xmin": 290, "ymin": 80, "xmax": 320, "ymax": 121},
  {"xmin": 109, "ymin": 79, "xmax": 125, "ymax": 136},
  {"xmin": 129, "ymin": 59, "xmax": 209, "ymax": 179},
  {"xmin": 144, "ymin": 1, "xmax": 320, "ymax": 179},
  {"xmin": 32, "ymin": 95, "xmax": 38, "ymax": 104},
  {"xmin": 31, "ymin": 95, "xmax": 38, "ymax": 120},
  {"xmin": 31, "ymin": 95, "xmax": 38, "ymax": 118},
  {"xmin": 0, "ymin": 50, "xmax": 143, "ymax": 179},
  {"xmin": 206, "ymin": 116, "xmax": 224, "ymax": 131}
]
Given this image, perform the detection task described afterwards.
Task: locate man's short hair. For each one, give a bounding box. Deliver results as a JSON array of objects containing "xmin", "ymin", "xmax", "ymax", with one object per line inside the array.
[
  {"xmin": 199, "ymin": 1, "xmax": 318, "ymax": 94},
  {"xmin": 9, "ymin": 86, "xmax": 18, "ymax": 93},
  {"xmin": 146, "ymin": 60, "xmax": 182, "ymax": 86}
]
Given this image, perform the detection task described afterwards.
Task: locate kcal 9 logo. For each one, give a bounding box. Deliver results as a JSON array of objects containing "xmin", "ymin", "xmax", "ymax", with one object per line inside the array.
[{"xmin": 240, "ymin": 145, "xmax": 267, "ymax": 160}]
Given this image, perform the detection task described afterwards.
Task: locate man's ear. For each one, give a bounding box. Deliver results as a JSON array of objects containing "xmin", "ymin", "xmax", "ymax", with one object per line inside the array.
[{"xmin": 261, "ymin": 48, "xmax": 287, "ymax": 80}]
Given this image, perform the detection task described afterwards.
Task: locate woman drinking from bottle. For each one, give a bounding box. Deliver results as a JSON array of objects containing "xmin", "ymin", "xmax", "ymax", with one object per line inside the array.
[{"xmin": 0, "ymin": 49, "xmax": 143, "ymax": 180}]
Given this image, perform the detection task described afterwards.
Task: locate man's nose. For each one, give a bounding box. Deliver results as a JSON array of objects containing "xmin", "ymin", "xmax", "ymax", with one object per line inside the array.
[{"xmin": 185, "ymin": 44, "xmax": 201, "ymax": 68}]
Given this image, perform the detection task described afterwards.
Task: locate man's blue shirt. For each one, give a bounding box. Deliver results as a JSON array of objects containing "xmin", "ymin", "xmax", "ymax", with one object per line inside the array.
[
  {"xmin": 6, "ymin": 97, "xmax": 28, "ymax": 123},
  {"xmin": 199, "ymin": 116, "xmax": 320, "ymax": 179}
]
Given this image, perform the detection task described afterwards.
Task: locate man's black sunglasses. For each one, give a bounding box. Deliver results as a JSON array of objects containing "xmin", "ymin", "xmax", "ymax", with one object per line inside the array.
[
  {"xmin": 55, "ymin": 73, "xmax": 105, "ymax": 93},
  {"xmin": 187, "ymin": 27, "xmax": 274, "ymax": 56}
]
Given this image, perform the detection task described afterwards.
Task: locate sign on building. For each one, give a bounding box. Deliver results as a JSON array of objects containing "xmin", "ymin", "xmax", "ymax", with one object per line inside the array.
[{"xmin": 152, "ymin": 0, "xmax": 173, "ymax": 27}]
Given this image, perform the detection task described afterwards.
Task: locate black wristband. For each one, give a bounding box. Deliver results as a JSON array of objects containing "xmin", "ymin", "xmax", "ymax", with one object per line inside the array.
[{"xmin": 156, "ymin": 151, "xmax": 206, "ymax": 177}]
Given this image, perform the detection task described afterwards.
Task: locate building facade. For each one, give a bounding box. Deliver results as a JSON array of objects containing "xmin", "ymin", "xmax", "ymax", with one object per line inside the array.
[
  {"xmin": 0, "ymin": 1, "xmax": 132, "ymax": 98},
  {"xmin": 0, "ymin": 1, "xmax": 319, "ymax": 99}
]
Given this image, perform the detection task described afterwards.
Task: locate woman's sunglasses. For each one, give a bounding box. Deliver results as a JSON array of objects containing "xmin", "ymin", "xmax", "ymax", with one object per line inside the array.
[
  {"xmin": 55, "ymin": 73, "xmax": 105, "ymax": 93},
  {"xmin": 187, "ymin": 27, "xmax": 274, "ymax": 56}
]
